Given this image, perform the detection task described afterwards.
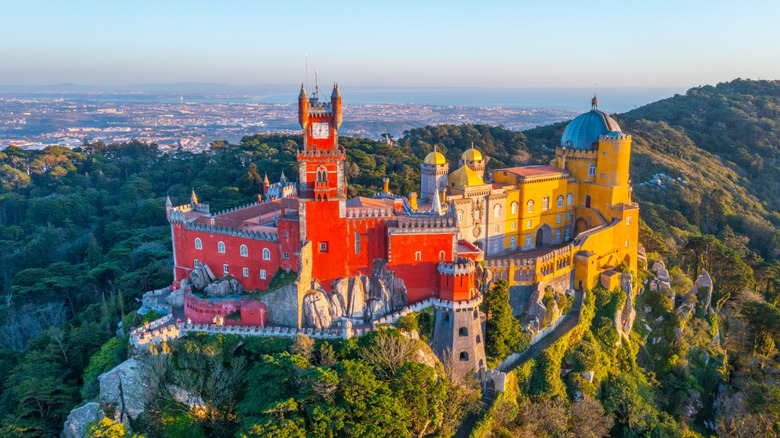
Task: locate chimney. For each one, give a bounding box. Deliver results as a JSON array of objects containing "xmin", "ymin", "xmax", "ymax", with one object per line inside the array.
[
  {"xmin": 383, "ymin": 178, "xmax": 390, "ymax": 193},
  {"xmin": 393, "ymin": 198, "xmax": 403, "ymax": 213},
  {"xmin": 409, "ymin": 192, "xmax": 418, "ymax": 211}
]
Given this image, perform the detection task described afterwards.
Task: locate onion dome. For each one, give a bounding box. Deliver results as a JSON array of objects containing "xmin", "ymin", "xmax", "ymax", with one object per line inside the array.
[
  {"xmin": 448, "ymin": 165, "xmax": 484, "ymax": 189},
  {"xmin": 461, "ymin": 147, "xmax": 483, "ymax": 162},
  {"xmin": 560, "ymin": 97, "xmax": 622, "ymax": 150},
  {"xmin": 424, "ymin": 150, "xmax": 447, "ymax": 165}
]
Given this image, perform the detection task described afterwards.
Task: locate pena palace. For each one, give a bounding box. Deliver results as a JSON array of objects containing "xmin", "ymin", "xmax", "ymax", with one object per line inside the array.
[{"xmin": 165, "ymin": 83, "xmax": 639, "ymax": 375}]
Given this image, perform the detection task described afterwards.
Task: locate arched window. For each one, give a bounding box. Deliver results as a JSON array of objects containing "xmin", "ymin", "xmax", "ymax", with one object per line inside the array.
[
  {"xmin": 493, "ymin": 204, "xmax": 501, "ymax": 217},
  {"xmin": 557, "ymin": 195, "xmax": 564, "ymax": 209},
  {"xmin": 439, "ymin": 251, "xmax": 446, "ymax": 261},
  {"xmin": 476, "ymin": 335, "xmax": 481, "ymax": 344},
  {"xmin": 588, "ymin": 164, "xmax": 597, "ymax": 176},
  {"xmin": 542, "ymin": 197, "xmax": 550, "ymax": 210},
  {"xmin": 218, "ymin": 241, "xmax": 225, "ymax": 253},
  {"xmin": 459, "ymin": 351, "xmax": 469, "ymax": 361},
  {"xmin": 527, "ymin": 200, "xmax": 534, "ymax": 213},
  {"xmin": 262, "ymin": 248, "xmax": 271, "ymax": 260},
  {"xmin": 355, "ymin": 232, "xmax": 361, "ymax": 254},
  {"xmin": 459, "ymin": 327, "xmax": 468, "ymax": 337},
  {"xmin": 195, "ymin": 238, "xmax": 202, "ymax": 250},
  {"xmin": 444, "ymin": 312, "xmax": 450, "ymax": 322},
  {"xmin": 510, "ymin": 201, "xmax": 518, "ymax": 215},
  {"xmin": 567, "ymin": 193, "xmax": 573, "ymax": 205},
  {"xmin": 316, "ymin": 166, "xmax": 328, "ymax": 183},
  {"xmin": 585, "ymin": 195, "xmax": 591, "ymax": 208},
  {"xmin": 240, "ymin": 244, "xmax": 248, "ymax": 257},
  {"xmin": 527, "ymin": 219, "xmax": 532, "ymax": 229}
]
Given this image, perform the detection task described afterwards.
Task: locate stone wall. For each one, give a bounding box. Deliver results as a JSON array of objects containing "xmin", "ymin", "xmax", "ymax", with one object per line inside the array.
[{"xmin": 260, "ymin": 241, "xmax": 312, "ymax": 328}]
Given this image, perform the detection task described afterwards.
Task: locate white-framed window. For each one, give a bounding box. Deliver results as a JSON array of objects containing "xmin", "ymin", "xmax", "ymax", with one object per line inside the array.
[
  {"xmin": 557, "ymin": 214, "xmax": 562, "ymax": 224},
  {"xmin": 525, "ymin": 235, "xmax": 532, "ymax": 246},
  {"xmin": 510, "ymin": 202, "xmax": 518, "ymax": 215},
  {"xmin": 542, "ymin": 197, "xmax": 550, "ymax": 210},
  {"xmin": 625, "ymin": 241, "xmax": 629, "ymax": 247},
  {"xmin": 555, "ymin": 229, "xmax": 561, "ymax": 240},
  {"xmin": 195, "ymin": 238, "xmax": 202, "ymax": 250},
  {"xmin": 240, "ymin": 244, "xmax": 248, "ymax": 257},
  {"xmin": 319, "ymin": 242, "xmax": 328, "ymax": 253},
  {"xmin": 260, "ymin": 269, "xmax": 266, "ymax": 280},
  {"xmin": 527, "ymin": 219, "xmax": 532, "ymax": 229},
  {"xmin": 493, "ymin": 204, "xmax": 501, "ymax": 218},
  {"xmin": 457, "ymin": 210, "xmax": 463, "ymax": 223},
  {"xmin": 263, "ymin": 248, "xmax": 271, "ymax": 260},
  {"xmin": 282, "ymin": 252, "xmax": 290, "ymax": 259},
  {"xmin": 439, "ymin": 251, "xmax": 446, "ymax": 261},
  {"xmin": 415, "ymin": 251, "xmax": 422, "ymax": 261},
  {"xmin": 355, "ymin": 232, "xmax": 361, "ymax": 254},
  {"xmin": 588, "ymin": 164, "xmax": 597, "ymax": 176},
  {"xmin": 511, "ymin": 222, "xmax": 517, "ymax": 231},
  {"xmin": 223, "ymin": 264, "xmax": 229, "ymax": 274},
  {"xmin": 475, "ymin": 210, "xmax": 481, "ymax": 219},
  {"xmin": 527, "ymin": 200, "xmax": 534, "ymax": 213},
  {"xmin": 566, "ymin": 193, "xmax": 573, "ymax": 205},
  {"xmin": 243, "ymin": 267, "xmax": 249, "ymax": 277},
  {"xmin": 626, "ymin": 216, "xmax": 632, "ymax": 225},
  {"xmin": 557, "ymin": 195, "xmax": 564, "ymax": 209},
  {"xmin": 218, "ymin": 241, "xmax": 225, "ymax": 253},
  {"xmin": 510, "ymin": 237, "xmax": 516, "ymax": 247},
  {"xmin": 194, "ymin": 258, "xmax": 199, "ymax": 267}
]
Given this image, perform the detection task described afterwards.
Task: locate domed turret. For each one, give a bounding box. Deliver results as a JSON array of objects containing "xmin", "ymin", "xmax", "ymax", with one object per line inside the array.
[
  {"xmin": 461, "ymin": 148, "xmax": 482, "ymax": 162},
  {"xmin": 424, "ymin": 150, "xmax": 447, "ymax": 165},
  {"xmin": 448, "ymin": 165, "xmax": 484, "ymax": 190},
  {"xmin": 560, "ymin": 97, "xmax": 621, "ymax": 151}
]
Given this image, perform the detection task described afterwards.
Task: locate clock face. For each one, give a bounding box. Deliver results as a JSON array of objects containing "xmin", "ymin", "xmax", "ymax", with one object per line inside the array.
[{"xmin": 311, "ymin": 123, "xmax": 330, "ymax": 139}]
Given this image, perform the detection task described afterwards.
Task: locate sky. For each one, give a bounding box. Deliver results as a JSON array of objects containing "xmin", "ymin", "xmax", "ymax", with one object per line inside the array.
[{"xmin": 1, "ymin": 0, "xmax": 779, "ymax": 89}]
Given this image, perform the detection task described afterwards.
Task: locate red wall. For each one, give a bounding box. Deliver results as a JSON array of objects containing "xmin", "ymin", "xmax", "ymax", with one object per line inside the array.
[
  {"xmin": 172, "ymin": 224, "xmax": 281, "ymax": 291},
  {"xmin": 305, "ymin": 200, "xmax": 349, "ymax": 290},
  {"xmin": 388, "ymin": 233, "xmax": 455, "ymax": 303},
  {"xmin": 184, "ymin": 292, "xmax": 266, "ymax": 326},
  {"xmin": 277, "ymin": 217, "xmax": 301, "ymax": 272},
  {"xmin": 438, "ymin": 272, "xmax": 475, "ymax": 301}
]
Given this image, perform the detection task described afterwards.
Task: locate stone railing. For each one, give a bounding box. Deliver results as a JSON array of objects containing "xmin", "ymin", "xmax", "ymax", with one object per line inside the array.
[
  {"xmin": 179, "ymin": 323, "xmax": 345, "ymax": 340},
  {"xmin": 346, "ymin": 207, "xmax": 393, "ymax": 219},
  {"xmin": 213, "ymin": 202, "xmax": 260, "ymax": 217},
  {"xmin": 129, "ymin": 313, "xmax": 175, "ymax": 347},
  {"xmin": 297, "ymin": 149, "xmax": 345, "ymax": 159},
  {"xmin": 390, "ymin": 217, "xmax": 456, "ymax": 234},
  {"xmin": 183, "ymin": 222, "xmax": 278, "ymax": 242}
]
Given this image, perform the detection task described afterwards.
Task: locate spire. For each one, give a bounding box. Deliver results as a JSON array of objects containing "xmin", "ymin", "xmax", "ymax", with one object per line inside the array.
[
  {"xmin": 280, "ymin": 171, "xmax": 287, "ymax": 183},
  {"xmin": 190, "ymin": 189, "xmax": 198, "ymax": 205},
  {"xmin": 432, "ymin": 184, "xmax": 443, "ymax": 215},
  {"xmin": 591, "ymin": 94, "xmax": 599, "ymax": 111},
  {"xmin": 165, "ymin": 196, "xmax": 172, "ymax": 207},
  {"xmin": 299, "ymin": 83, "xmax": 307, "ymax": 99},
  {"xmin": 263, "ymin": 173, "xmax": 270, "ymax": 184},
  {"xmin": 331, "ymin": 82, "xmax": 341, "ymax": 99}
]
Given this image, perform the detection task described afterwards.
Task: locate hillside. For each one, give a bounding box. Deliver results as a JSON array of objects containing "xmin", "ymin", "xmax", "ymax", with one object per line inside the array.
[{"xmin": 0, "ymin": 80, "xmax": 778, "ymax": 437}]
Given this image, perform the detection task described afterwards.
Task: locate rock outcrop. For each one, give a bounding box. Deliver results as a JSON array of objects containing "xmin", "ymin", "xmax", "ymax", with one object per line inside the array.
[
  {"xmin": 165, "ymin": 288, "xmax": 185, "ymax": 308},
  {"xmin": 300, "ymin": 259, "xmax": 408, "ymax": 328},
  {"xmin": 62, "ymin": 402, "xmax": 104, "ymax": 438},
  {"xmin": 98, "ymin": 358, "xmax": 146, "ymax": 424},
  {"xmin": 683, "ymin": 268, "xmax": 714, "ymax": 312},
  {"xmin": 616, "ymin": 273, "xmax": 637, "ymax": 339},
  {"xmin": 204, "ymin": 276, "xmax": 244, "ymax": 297},
  {"xmin": 188, "ymin": 264, "xmax": 215, "ymax": 291}
]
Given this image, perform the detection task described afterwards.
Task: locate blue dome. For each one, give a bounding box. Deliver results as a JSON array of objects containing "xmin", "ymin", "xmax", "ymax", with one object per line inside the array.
[{"xmin": 560, "ymin": 108, "xmax": 622, "ymax": 150}]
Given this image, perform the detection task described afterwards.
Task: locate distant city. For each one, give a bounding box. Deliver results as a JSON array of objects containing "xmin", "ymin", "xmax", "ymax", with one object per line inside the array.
[{"xmin": 0, "ymin": 85, "xmax": 681, "ymax": 151}]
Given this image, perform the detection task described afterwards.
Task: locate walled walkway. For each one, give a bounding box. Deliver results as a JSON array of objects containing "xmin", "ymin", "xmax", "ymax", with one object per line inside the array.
[{"xmin": 498, "ymin": 287, "xmax": 585, "ymax": 373}]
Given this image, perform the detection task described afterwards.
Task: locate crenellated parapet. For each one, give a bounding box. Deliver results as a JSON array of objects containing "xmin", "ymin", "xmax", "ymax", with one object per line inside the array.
[
  {"xmin": 438, "ymin": 257, "xmax": 476, "ymax": 276},
  {"xmin": 599, "ymin": 133, "xmax": 631, "ymax": 142},
  {"xmin": 213, "ymin": 202, "xmax": 261, "ymax": 217},
  {"xmin": 389, "ymin": 216, "xmax": 456, "ymax": 235},
  {"xmin": 183, "ymin": 222, "xmax": 279, "ymax": 241},
  {"xmin": 297, "ymin": 148, "xmax": 346, "ymax": 160}
]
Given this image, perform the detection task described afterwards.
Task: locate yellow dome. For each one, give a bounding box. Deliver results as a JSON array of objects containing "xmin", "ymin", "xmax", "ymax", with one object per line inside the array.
[
  {"xmin": 448, "ymin": 165, "xmax": 484, "ymax": 189},
  {"xmin": 424, "ymin": 151, "xmax": 447, "ymax": 165},
  {"xmin": 461, "ymin": 148, "xmax": 483, "ymax": 161}
]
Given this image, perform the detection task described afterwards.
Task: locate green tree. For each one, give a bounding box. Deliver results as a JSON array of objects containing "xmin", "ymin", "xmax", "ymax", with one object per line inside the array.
[{"xmin": 483, "ymin": 279, "xmax": 521, "ymax": 361}]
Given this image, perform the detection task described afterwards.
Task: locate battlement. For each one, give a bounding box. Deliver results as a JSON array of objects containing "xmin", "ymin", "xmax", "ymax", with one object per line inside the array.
[
  {"xmin": 306, "ymin": 100, "xmax": 333, "ymax": 116},
  {"xmin": 556, "ymin": 147, "xmax": 598, "ymax": 157},
  {"xmin": 599, "ymin": 133, "xmax": 631, "ymax": 141},
  {"xmin": 438, "ymin": 257, "xmax": 476, "ymax": 276},
  {"xmin": 183, "ymin": 222, "xmax": 279, "ymax": 241},
  {"xmin": 213, "ymin": 202, "xmax": 261, "ymax": 217},
  {"xmin": 389, "ymin": 216, "xmax": 456, "ymax": 234},
  {"xmin": 298, "ymin": 148, "xmax": 346, "ymax": 159}
]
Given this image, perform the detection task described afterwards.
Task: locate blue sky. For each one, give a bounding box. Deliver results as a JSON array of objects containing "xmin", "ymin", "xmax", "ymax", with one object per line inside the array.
[{"xmin": 0, "ymin": 0, "xmax": 778, "ymax": 88}]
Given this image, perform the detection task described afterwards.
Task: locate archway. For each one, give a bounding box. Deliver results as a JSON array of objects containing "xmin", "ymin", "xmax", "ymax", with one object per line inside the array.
[
  {"xmin": 584, "ymin": 195, "xmax": 591, "ymax": 208},
  {"xmin": 535, "ymin": 223, "xmax": 553, "ymax": 248},
  {"xmin": 574, "ymin": 218, "xmax": 588, "ymax": 236}
]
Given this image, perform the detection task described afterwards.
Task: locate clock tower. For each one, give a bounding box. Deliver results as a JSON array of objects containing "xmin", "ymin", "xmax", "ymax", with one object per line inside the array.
[{"xmin": 297, "ymin": 83, "xmax": 345, "ymax": 201}]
